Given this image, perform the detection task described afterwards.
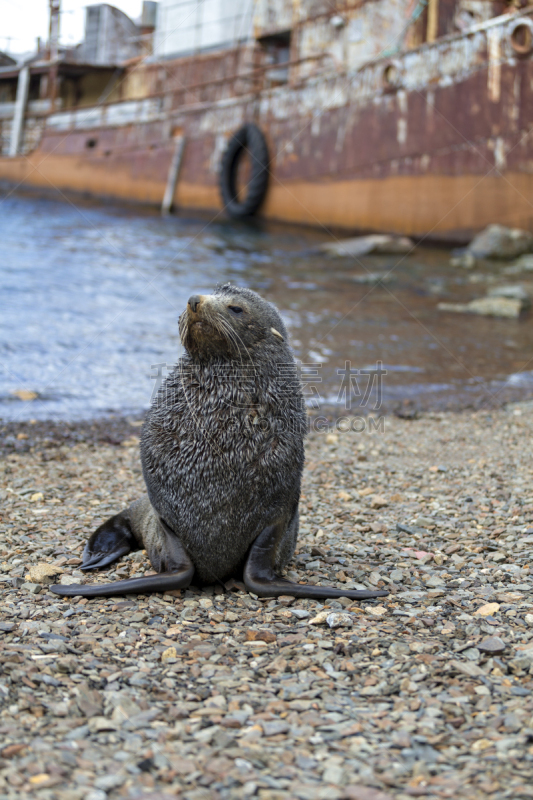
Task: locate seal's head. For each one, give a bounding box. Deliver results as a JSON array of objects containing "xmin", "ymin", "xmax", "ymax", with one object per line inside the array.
[{"xmin": 179, "ymin": 284, "xmax": 288, "ymax": 361}]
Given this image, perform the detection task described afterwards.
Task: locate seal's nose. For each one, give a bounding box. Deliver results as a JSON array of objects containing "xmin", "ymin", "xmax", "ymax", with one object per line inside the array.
[{"xmin": 188, "ymin": 295, "xmax": 201, "ymax": 313}]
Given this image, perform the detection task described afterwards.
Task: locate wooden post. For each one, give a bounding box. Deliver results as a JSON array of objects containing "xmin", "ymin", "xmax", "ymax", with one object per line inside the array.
[
  {"xmin": 9, "ymin": 66, "xmax": 30, "ymax": 157},
  {"xmin": 162, "ymin": 134, "xmax": 186, "ymax": 215}
]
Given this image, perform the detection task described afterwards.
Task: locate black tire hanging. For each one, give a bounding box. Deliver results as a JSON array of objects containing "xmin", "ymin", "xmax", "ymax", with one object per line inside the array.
[{"xmin": 219, "ymin": 123, "xmax": 269, "ymax": 218}]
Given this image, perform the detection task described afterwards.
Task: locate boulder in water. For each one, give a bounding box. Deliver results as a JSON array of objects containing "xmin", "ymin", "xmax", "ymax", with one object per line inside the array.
[
  {"xmin": 318, "ymin": 234, "xmax": 414, "ymax": 258},
  {"xmin": 467, "ymin": 224, "xmax": 533, "ymax": 259},
  {"xmin": 438, "ymin": 294, "xmax": 528, "ymax": 318}
]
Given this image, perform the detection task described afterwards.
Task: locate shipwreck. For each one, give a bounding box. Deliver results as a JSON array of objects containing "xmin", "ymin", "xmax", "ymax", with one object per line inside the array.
[{"xmin": 1, "ymin": 0, "xmax": 533, "ymax": 239}]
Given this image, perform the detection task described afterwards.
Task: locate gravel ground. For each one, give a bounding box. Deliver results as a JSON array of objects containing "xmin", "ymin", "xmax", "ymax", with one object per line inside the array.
[{"xmin": 2, "ymin": 405, "xmax": 533, "ymax": 800}]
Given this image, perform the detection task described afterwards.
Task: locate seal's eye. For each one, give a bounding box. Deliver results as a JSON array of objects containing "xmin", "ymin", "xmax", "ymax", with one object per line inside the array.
[{"xmin": 228, "ymin": 305, "xmax": 243, "ymax": 315}]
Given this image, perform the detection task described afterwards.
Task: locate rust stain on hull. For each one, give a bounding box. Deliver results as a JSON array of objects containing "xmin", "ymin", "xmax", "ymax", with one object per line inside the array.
[
  {"xmin": 3, "ymin": 9, "xmax": 533, "ymax": 238},
  {"xmin": 6, "ymin": 150, "xmax": 533, "ymax": 238},
  {"xmin": 262, "ymin": 172, "xmax": 533, "ymax": 237}
]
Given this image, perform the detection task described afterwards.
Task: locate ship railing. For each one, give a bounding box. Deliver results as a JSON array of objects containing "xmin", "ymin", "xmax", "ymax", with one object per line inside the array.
[
  {"xmin": 45, "ymin": 6, "xmax": 533, "ymax": 134},
  {"xmin": 46, "ymin": 52, "xmax": 332, "ymax": 131}
]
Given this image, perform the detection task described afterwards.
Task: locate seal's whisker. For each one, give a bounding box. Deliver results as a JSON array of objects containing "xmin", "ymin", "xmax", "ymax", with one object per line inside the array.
[
  {"xmin": 216, "ymin": 314, "xmax": 251, "ymax": 365},
  {"xmin": 216, "ymin": 316, "xmax": 246, "ymax": 361}
]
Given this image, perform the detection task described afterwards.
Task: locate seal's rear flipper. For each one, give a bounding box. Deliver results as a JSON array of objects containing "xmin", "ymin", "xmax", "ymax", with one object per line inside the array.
[
  {"xmin": 244, "ymin": 524, "xmax": 389, "ymax": 601},
  {"xmin": 80, "ymin": 512, "xmax": 140, "ymax": 571},
  {"xmin": 49, "ymin": 568, "xmax": 194, "ymax": 598}
]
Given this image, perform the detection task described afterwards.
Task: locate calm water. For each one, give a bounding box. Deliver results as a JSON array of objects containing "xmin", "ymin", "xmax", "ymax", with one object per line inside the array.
[{"xmin": 1, "ymin": 193, "xmax": 533, "ymax": 421}]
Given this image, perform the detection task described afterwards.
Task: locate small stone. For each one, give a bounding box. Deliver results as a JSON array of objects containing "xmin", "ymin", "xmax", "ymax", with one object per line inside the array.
[
  {"xmin": 425, "ymin": 574, "xmax": 445, "ymax": 587},
  {"xmin": 471, "ymin": 738, "xmax": 493, "ymax": 752},
  {"xmin": 478, "ymin": 636, "xmax": 506, "ymax": 654},
  {"xmin": 65, "ymin": 724, "xmax": 90, "ymax": 740},
  {"xmin": 161, "ymin": 646, "xmax": 177, "ymax": 661},
  {"xmin": 310, "ymin": 611, "xmax": 330, "ymax": 625},
  {"xmin": 414, "ymin": 515, "xmax": 434, "ymax": 528},
  {"xmin": 221, "ymin": 716, "xmax": 244, "ymax": 729},
  {"xmin": 77, "ymin": 685, "xmax": 103, "ymax": 717},
  {"xmin": 0, "ymin": 622, "xmax": 15, "ymax": 633},
  {"xmin": 368, "ymin": 571, "xmax": 384, "ymax": 586},
  {"xmin": 25, "ymin": 563, "xmax": 63, "ymax": 584},
  {"xmin": 56, "ymin": 656, "xmax": 78, "ymax": 674},
  {"xmin": 450, "ymin": 252, "xmax": 477, "ymax": 269},
  {"xmin": 87, "ymin": 716, "xmax": 118, "ymax": 733},
  {"xmin": 94, "ymin": 774, "xmax": 124, "ymax": 791},
  {"xmin": 193, "ymin": 725, "xmax": 219, "ymax": 743},
  {"xmin": 291, "ymin": 608, "xmax": 310, "ymax": 619},
  {"xmin": 21, "ymin": 582, "xmax": 42, "ymax": 594},
  {"xmin": 450, "ymin": 660, "xmax": 485, "ymax": 678},
  {"xmin": 246, "ymin": 629, "xmax": 276, "ymax": 643},
  {"xmin": 525, "ymin": 614, "xmax": 533, "ymax": 626},
  {"xmin": 29, "ymin": 774, "xmax": 51, "ymax": 786},
  {"xmin": 390, "ymin": 569, "xmax": 403, "ymax": 582},
  {"xmin": 205, "ymin": 695, "xmax": 227, "ymax": 709},
  {"xmin": 370, "ymin": 495, "xmax": 388, "ymax": 508},
  {"xmin": 323, "ymin": 764, "xmax": 345, "ymax": 784},
  {"xmin": 367, "ymin": 604, "xmax": 387, "ymax": 617},
  {"xmin": 85, "ymin": 791, "xmax": 107, "ymax": 800},
  {"xmin": 277, "ymin": 595, "xmax": 295, "ymax": 605},
  {"xmin": 475, "ymin": 602, "xmax": 501, "ymax": 617},
  {"xmin": 326, "ymin": 612, "xmax": 353, "ymax": 628},
  {"xmin": 111, "ymin": 697, "xmax": 141, "ymax": 722},
  {"xmin": 29, "ymin": 492, "xmax": 44, "ymax": 502},
  {"xmin": 343, "ymin": 785, "xmax": 395, "ymax": 800},
  {"xmin": 262, "ymin": 720, "xmax": 290, "ymax": 736},
  {"xmin": 59, "ymin": 574, "xmax": 82, "ymax": 586},
  {"xmin": 326, "ymin": 433, "xmax": 338, "ymax": 445},
  {"xmin": 389, "ymin": 642, "xmax": 410, "ymax": 656},
  {"xmin": 1, "ymin": 744, "xmax": 26, "ymax": 758}
]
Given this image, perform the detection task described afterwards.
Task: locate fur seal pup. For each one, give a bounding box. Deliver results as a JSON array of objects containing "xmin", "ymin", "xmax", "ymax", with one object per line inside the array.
[{"xmin": 51, "ymin": 285, "xmax": 388, "ymax": 601}]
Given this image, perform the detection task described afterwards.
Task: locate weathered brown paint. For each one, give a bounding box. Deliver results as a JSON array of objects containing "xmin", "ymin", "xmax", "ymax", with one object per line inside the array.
[
  {"xmin": 2, "ymin": 8, "xmax": 533, "ymax": 238},
  {"xmin": 4, "ymin": 148, "xmax": 533, "ymax": 239}
]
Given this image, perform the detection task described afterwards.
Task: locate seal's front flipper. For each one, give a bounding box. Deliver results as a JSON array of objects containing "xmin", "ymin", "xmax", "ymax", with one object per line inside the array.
[
  {"xmin": 81, "ymin": 512, "xmax": 140, "ymax": 571},
  {"xmin": 50, "ymin": 516, "xmax": 194, "ymax": 598},
  {"xmin": 244, "ymin": 524, "xmax": 389, "ymax": 601}
]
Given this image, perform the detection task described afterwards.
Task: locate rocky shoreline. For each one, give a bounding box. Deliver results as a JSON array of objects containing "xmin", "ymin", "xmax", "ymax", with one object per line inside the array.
[{"xmin": 2, "ymin": 405, "xmax": 533, "ymax": 800}]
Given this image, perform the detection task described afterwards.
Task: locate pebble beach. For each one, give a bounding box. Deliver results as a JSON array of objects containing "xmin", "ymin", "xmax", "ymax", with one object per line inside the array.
[{"xmin": 2, "ymin": 405, "xmax": 533, "ymax": 800}]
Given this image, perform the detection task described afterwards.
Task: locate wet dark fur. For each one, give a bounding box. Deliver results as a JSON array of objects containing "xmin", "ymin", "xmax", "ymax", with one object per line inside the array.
[{"xmin": 141, "ymin": 284, "xmax": 306, "ymax": 583}]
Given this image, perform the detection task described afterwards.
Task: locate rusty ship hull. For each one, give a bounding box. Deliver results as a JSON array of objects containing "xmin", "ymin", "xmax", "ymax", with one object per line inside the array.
[{"xmin": 2, "ymin": 9, "xmax": 533, "ymax": 239}]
